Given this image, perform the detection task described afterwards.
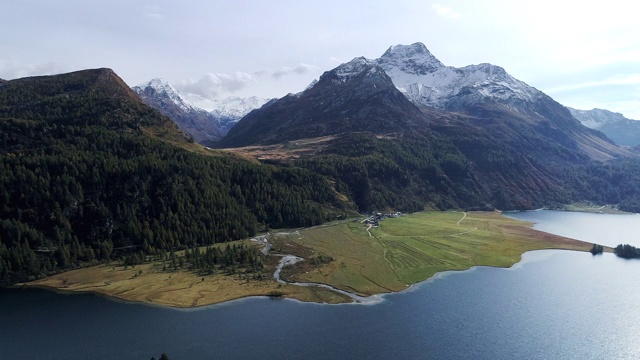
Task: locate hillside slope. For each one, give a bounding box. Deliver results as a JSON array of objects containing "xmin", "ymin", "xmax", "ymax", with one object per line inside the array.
[{"xmin": 0, "ymin": 69, "xmax": 349, "ymax": 286}]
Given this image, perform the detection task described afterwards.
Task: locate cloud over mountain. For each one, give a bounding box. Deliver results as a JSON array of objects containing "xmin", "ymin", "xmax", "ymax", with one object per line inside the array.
[
  {"xmin": 175, "ymin": 71, "xmax": 255, "ymax": 98},
  {"xmin": 431, "ymin": 4, "xmax": 461, "ymax": 19}
]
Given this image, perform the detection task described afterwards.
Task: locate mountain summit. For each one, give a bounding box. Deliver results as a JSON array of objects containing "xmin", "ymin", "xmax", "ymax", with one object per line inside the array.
[
  {"xmin": 376, "ymin": 43, "xmax": 541, "ymax": 110},
  {"xmin": 133, "ymin": 80, "xmax": 268, "ymax": 145},
  {"xmin": 218, "ymin": 56, "xmax": 427, "ymax": 147},
  {"xmin": 133, "ymin": 78, "xmax": 227, "ymax": 145},
  {"xmin": 378, "ymin": 43, "xmax": 444, "ymax": 75}
]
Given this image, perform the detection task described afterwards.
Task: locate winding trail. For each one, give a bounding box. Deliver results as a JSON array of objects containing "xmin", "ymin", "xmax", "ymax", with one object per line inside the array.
[
  {"xmin": 457, "ymin": 212, "xmax": 467, "ymax": 225},
  {"xmin": 448, "ymin": 212, "xmax": 478, "ymax": 237}
]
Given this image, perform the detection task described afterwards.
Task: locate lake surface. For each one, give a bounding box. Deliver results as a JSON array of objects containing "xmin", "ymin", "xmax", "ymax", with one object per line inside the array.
[
  {"xmin": 505, "ymin": 210, "xmax": 640, "ymax": 247},
  {"xmin": 2, "ymin": 211, "xmax": 640, "ymax": 359}
]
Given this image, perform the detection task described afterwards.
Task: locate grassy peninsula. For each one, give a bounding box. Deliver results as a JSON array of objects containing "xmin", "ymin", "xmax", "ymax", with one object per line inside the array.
[{"xmin": 23, "ymin": 211, "xmax": 600, "ymax": 306}]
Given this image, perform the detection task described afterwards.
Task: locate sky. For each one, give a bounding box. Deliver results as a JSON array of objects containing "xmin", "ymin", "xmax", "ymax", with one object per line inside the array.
[{"xmin": 1, "ymin": 0, "xmax": 638, "ymax": 118}]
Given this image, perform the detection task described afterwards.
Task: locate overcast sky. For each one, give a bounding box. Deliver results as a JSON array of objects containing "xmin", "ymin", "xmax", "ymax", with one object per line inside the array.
[{"xmin": 1, "ymin": 0, "xmax": 638, "ymax": 118}]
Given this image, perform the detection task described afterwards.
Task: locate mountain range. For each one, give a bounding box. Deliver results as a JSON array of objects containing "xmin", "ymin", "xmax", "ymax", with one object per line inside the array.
[
  {"xmin": 568, "ymin": 107, "xmax": 640, "ymax": 147},
  {"xmin": 221, "ymin": 43, "xmax": 629, "ymax": 160},
  {"xmin": 138, "ymin": 43, "xmax": 638, "ymax": 157},
  {"xmin": 217, "ymin": 43, "xmax": 639, "ymax": 212},
  {"xmin": 132, "ymin": 79, "xmax": 268, "ymax": 146},
  {"xmin": 3, "ymin": 43, "xmax": 640, "ymax": 286}
]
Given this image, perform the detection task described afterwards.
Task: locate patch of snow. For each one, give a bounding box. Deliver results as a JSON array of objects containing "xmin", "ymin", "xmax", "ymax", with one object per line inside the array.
[
  {"xmin": 375, "ymin": 43, "xmax": 544, "ymax": 109},
  {"xmin": 208, "ymin": 96, "xmax": 270, "ymax": 119},
  {"xmin": 133, "ymin": 78, "xmax": 198, "ymax": 113}
]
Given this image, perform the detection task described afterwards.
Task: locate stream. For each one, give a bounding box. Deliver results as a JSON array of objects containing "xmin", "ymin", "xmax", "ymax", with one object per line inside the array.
[{"xmin": 252, "ymin": 233, "xmax": 382, "ymax": 304}]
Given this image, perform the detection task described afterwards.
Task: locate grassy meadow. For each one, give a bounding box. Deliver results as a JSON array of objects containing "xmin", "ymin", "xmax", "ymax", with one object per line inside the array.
[
  {"xmin": 283, "ymin": 211, "xmax": 594, "ymax": 295},
  {"xmin": 24, "ymin": 211, "xmax": 597, "ymax": 306},
  {"xmin": 25, "ymin": 238, "xmax": 351, "ymax": 307}
]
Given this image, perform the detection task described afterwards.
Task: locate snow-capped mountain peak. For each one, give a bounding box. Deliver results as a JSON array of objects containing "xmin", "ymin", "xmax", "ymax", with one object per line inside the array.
[
  {"xmin": 379, "ymin": 42, "xmax": 444, "ymax": 75},
  {"xmin": 321, "ymin": 57, "xmax": 377, "ymax": 84},
  {"xmin": 374, "ymin": 43, "xmax": 542, "ymax": 110},
  {"xmin": 133, "ymin": 78, "xmax": 197, "ymax": 113},
  {"xmin": 208, "ymin": 96, "xmax": 269, "ymax": 119}
]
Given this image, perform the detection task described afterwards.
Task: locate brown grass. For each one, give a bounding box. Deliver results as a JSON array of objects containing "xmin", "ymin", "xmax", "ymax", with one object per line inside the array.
[
  {"xmin": 223, "ymin": 135, "xmax": 336, "ymax": 162},
  {"xmin": 23, "ymin": 211, "xmax": 601, "ymax": 307},
  {"xmin": 26, "ymin": 261, "xmax": 350, "ymax": 307}
]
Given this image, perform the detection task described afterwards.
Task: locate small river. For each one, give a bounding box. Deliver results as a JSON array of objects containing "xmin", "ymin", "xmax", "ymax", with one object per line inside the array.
[{"xmin": 2, "ymin": 210, "xmax": 640, "ymax": 359}]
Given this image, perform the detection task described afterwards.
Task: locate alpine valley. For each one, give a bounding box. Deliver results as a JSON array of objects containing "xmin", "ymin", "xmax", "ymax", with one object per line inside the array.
[{"xmin": 2, "ymin": 43, "xmax": 640, "ymax": 293}]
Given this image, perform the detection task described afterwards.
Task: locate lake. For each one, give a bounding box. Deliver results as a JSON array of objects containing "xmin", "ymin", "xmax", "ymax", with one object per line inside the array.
[{"xmin": 2, "ymin": 210, "xmax": 640, "ymax": 359}]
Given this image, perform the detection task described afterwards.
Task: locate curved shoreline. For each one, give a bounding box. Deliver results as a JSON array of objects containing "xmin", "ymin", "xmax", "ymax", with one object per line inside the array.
[
  {"xmin": 16, "ymin": 211, "xmax": 599, "ymax": 308},
  {"xmin": 13, "ymin": 247, "xmax": 591, "ymax": 310}
]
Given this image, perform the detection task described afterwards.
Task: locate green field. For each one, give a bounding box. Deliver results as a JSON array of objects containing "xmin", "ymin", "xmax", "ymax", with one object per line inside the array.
[
  {"xmin": 284, "ymin": 211, "xmax": 594, "ymax": 295},
  {"xmin": 29, "ymin": 211, "xmax": 599, "ymax": 306}
]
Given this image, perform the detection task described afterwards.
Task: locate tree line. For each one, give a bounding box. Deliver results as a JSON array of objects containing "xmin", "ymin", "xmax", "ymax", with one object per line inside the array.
[{"xmin": 0, "ymin": 73, "xmax": 346, "ymax": 286}]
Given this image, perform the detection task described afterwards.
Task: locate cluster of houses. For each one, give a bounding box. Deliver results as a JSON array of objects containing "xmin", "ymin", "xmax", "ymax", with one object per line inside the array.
[{"xmin": 362, "ymin": 211, "xmax": 403, "ymax": 227}]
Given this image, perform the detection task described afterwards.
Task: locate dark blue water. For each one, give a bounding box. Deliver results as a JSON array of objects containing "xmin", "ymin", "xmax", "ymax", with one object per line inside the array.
[{"xmin": 2, "ymin": 211, "xmax": 640, "ymax": 359}]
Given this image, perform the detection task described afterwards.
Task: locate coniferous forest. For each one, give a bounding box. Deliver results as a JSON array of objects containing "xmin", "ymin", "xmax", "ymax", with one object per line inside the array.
[
  {"xmin": 2, "ymin": 69, "xmax": 640, "ymax": 287},
  {"xmin": 0, "ymin": 70, "xmax": 346, "ymax": 286}
]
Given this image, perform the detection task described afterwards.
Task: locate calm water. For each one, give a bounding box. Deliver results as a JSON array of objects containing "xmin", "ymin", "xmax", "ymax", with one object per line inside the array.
[
  {"xmin": 505, "ymin": 210, "xmax": 640, "ymax": 247},
  {"xmin": 2, "ymin": 211, "xmax": 640, "ymax": 359}
]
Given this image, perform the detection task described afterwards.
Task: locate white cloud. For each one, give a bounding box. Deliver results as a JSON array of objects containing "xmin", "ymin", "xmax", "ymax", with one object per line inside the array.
[
  {"xmin": 175, "ymin": 72, "xmax": 255, "ymax": 98},
  {"xmin": 0, "ymin": 60, "xmax": 70, "ymax": 80},
  {"xmin": 271, "ymin": 63, "xmax": 319, "ymax": 79},
  {"xmin": 431, "ymin": 4, "xmax": 461, "ymax": 19}
]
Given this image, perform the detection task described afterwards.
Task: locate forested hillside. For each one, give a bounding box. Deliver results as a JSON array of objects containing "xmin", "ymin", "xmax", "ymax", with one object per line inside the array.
[{"xmin": 0, "ymin": 70, "xmax": 346, "ymax": 286}]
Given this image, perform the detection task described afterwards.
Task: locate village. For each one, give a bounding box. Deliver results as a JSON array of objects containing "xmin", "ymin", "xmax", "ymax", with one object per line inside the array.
[{"xmin": 361, "ymin": 211, "xmax": 403, "ymax": 228}]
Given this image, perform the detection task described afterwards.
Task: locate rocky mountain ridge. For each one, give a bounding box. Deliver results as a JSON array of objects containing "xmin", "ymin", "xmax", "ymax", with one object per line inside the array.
[
  {"xmin": 568, "ymin": 107, "xmax": 640, "ymax": 147},
  {"xmin": 218, "ymin": 56, "xmax": 427, "ymax": 147},
  {"xmin": 133, "ymin": 79, "xmax": 268, "ymax": 145},
  {"xmin": 375, "ymin": 43, "xmax": 543, "ymax": 111}
]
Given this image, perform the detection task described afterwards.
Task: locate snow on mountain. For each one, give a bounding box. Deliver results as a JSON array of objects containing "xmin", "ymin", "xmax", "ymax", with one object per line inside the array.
[
  {"xmin": 567, "ymin": 107, "xmax": 629, "ymax": 129},
  {"xmin": 133, "ymin": 78, "xmax": 198, "ymax": 113},
  {"xmin": 208, "ymin": 96, "xmax": 269, "ymax": 120},
  {"xmin": 302, "ymin": 42, "xmax": 544, "ymax": 112},
  {"xmin": 133, "ymin": 78, "xmax": 270, "ymax": 141},
  {"xmin": 133, "ymin": 78, "xmax": 226, "ymax": 144},
  {"xmin": 375, "ymin": 43, "xmax": 542, "ymax": 110},
  {"xmin": 328, "ymin": 57, "xmax": 379, "ymax": 83},
  {"xmin": 218, "ymin": 51, "xmax": 426, "ymax": 148},
  {"xmin": 568, "ymin": 107, "xmax": 640, "ymax": 147}
]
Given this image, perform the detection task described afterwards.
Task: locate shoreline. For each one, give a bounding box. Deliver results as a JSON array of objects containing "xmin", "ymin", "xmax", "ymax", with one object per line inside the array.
[
  {"xmin": 16, "ymin": 210, "xmax": 602, "ymax": 308},
  {"xmin": 13, "ymin": 247, "xmax": 597, "ymax": 310}
]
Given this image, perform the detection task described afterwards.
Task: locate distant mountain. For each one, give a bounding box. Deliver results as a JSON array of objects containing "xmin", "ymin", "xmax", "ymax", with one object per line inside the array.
[
  {"xmin": 376, "ymin": 43, "xmax": 631, "ymax": 161},
  {"xmin": 133, "ymin": 80, "xmax": 268, "ymax": 145},
  {"xmin": 568, "ymin": 108, "xmax": 640, "ymax": 147},
  {"xmin": 215, "ymin": 43, "xmax": 640, "ymax": 213},
  {"xmin": 207, "ymin": 96, "xmax": 270, "ymax": 135},
  {"xmin": 218, "ymin": 57, "xmax": 428, "ymax": 147},
  {"xmin": 221, "ymin": 43, "xmax": 630, "ymax": 162},
  {"xmin": 376, "ymin": 43, "xmax": 542, "ymax": 111},
  {"xmin": 132, "ymin": 79, "xmax": 225, "ymax": 145}
]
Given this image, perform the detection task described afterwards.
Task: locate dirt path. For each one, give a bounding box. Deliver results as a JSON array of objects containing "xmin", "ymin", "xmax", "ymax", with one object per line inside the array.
[
  {"xmin": 366, "ymin": 224, "xmax": 373, "ymax": 237},
  {"xmin": 448, "ymin": 212, "xmax": 478, "ymax": 237}
]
